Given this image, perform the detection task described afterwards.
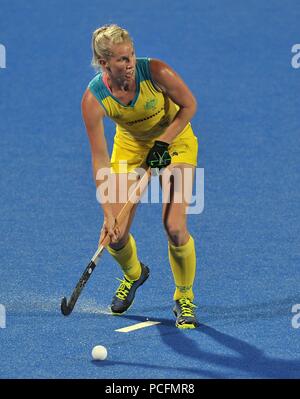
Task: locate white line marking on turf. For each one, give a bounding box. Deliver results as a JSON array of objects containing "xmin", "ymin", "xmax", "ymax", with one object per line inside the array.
[{"xmin": 115, "ymin": 321, "xmax": 161, "ymax": 333}]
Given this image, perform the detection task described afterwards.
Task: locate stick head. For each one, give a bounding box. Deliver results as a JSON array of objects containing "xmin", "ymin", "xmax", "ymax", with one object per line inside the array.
[{"xmin": 61, "ymin": 297, "xmax": 72, "ymax": 316}]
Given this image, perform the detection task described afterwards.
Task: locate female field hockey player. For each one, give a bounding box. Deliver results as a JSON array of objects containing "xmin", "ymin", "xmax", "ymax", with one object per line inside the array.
[{"xmin": 82, "ymin": 24, "xmax": 199, "ymax": 328}]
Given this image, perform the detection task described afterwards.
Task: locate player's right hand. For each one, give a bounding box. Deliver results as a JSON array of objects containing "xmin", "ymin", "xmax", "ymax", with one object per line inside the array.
[{"xmin": 99, "ymin": 213, "xmax": 120, "ymax": 245}]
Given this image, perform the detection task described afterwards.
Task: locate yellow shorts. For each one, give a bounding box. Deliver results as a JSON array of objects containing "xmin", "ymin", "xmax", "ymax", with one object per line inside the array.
[{"xmin": 110, "ymin": 123, "xmax": 198, "ymax": 173}]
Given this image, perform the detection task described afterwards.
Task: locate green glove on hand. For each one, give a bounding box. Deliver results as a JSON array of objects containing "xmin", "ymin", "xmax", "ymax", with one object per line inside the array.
[{"xmin": 146, "ymin": 140, "xmax": 172, "ymax": 170}]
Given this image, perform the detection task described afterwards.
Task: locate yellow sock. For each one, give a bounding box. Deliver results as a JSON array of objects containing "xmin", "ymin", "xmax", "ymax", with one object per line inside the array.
[
  {"xmin": 168, "ymin": 235, "xmax": 196, "ymax": 301},
  {"xmin": 107, "ymin": 234, "xmax": 142, "ymax": 281}
]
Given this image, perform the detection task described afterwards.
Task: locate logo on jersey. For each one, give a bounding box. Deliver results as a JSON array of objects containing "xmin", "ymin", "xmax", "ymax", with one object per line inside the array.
[{"xmin": 144, "ymin": 98, "xmax": 158, "ymax": 110}]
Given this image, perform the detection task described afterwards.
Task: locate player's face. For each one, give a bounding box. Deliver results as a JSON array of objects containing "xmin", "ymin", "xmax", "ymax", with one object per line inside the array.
[{"xmin": 105, "ymin": 42, "xmax": 136, "ymax": 83}]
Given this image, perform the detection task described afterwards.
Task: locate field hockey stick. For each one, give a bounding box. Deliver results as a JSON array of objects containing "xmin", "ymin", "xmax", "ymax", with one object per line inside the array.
[{"xmin": 61, "ymin": 168, "xmax": 152, "ymax": 316}]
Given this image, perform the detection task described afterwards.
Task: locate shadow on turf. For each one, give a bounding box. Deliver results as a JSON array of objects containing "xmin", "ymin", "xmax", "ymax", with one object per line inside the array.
[{"xmin": 107, "ymin": 313, "xmax": 300, "ymax": 378}]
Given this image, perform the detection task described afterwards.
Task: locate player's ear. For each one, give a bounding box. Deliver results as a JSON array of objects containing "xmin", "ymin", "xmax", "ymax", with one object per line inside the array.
[{"xmin": 99, "ymin": 58, "xmax": 108, "ymax": 68}]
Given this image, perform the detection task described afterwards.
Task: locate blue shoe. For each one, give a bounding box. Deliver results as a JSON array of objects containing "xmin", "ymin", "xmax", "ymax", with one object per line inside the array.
[
  {"xmin": 111, "ymin": 263, "xmax": 150, "ymax": 314},
  {"xmin": 173, "ymin": 297, "xmax": 199, "ymax": 329}
]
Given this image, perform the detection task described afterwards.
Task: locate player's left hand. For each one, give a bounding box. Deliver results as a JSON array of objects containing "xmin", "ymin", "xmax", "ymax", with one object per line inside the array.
[{"xmin": 146, "ymin": 140, "xmax": 172, "ymax": 170}]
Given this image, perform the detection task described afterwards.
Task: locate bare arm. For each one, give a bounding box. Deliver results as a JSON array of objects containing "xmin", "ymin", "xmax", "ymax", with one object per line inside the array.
[
  {"xmin": 150, "ymin": 59, "xmax": 197, "ymax": 143},
  {"xmin": 81, "ymin": 88, "xmax": 112, "ymax": 217}
]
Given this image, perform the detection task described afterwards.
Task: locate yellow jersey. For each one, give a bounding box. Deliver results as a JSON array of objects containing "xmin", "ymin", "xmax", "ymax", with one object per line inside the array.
[{"xmin": 88, "ymin": 58, "xmax": 180, "ymax": 143}]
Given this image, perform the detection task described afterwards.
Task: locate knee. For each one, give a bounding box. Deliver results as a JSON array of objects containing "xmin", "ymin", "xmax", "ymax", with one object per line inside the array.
[
  {"xmin": 108, "ymin": 232, "xmax": 129, "ymax": 251},
  {"xmin": 163, "ymin": 219, "xmax": 187, "ymax": 243}
]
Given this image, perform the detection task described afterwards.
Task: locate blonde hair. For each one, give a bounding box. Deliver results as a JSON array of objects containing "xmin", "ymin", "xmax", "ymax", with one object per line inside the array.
[{"xmin": 91, "ymin": 24, "xmax": 133, "ymax": 70}]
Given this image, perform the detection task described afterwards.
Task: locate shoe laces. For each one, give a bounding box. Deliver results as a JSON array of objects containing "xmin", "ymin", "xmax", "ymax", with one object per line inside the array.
[
  {"xmin": 115, "ymin": 278, "xmax": 133, "ymax": 300},
  {"xmin": 178, "ymin": 298, "xmax": 197, "ymax": 317}
]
